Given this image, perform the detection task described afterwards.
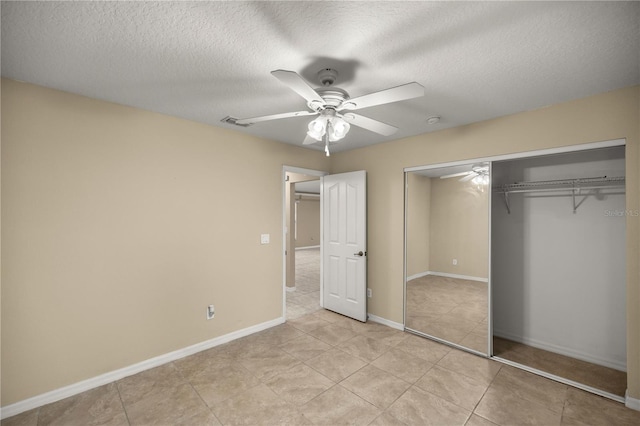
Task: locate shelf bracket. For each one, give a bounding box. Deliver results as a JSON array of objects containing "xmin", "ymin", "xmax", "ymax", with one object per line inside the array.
[
  {"xmin": 502, "ymin": 191, "xmax": 511, "ymax": 215},
  {"xmin": 572, "ymin": 187, "xmax": 594, "ymax": 214}
]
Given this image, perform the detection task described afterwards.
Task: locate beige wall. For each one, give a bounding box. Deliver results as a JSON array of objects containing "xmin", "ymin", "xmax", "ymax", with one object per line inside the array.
[
  {"xmin": 429, "ymin": 177, "xmax": 488, "ymax": 278},
  {"xmin": 294, "ymin": 196, "xmax": 320, "ymax": 248},
  {"xmin": 331, "ymin": 85, "xmax": 640, "ymax": 399},
  {"xmin": 405, "ymin": 173, "xmax": 430, "ymax": 277},
  {"xmin": 2, "ymin": 78, "xmax": 639, "ymax": 405},
  {"xmin": 0, "ymin": 79, "xmax": 329, "ymax": 405}
]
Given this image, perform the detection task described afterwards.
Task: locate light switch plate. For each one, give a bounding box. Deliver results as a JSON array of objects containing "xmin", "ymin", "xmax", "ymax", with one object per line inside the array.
[{"xmin": 261, "ymin": 234, "xmax": 270, "ymax": 244}]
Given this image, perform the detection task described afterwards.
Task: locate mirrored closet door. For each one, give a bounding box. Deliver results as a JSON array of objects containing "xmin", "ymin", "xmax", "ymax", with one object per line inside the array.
[
  {"xmin": 404, "ymin": 142, "xmax": 628, "ymax": 402},
  {"xmin": 404, "ymin": 162, "xmax": 491, "ymax": 355}
]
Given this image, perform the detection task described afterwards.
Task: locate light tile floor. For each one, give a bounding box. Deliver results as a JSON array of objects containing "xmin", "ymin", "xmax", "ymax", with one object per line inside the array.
[
  {"xmin": 4, "ymin": 310, "xmax": 640, "ymax": 425},
  {"xmin": 286, "ymin": 248, "xmax": 321, "ymax": 320},
  {"xmin": 405, "ymin": 275, "xmax": 488, "ymax": 353},
  {"xmin": 407, "ymin": 275, "xmax": 627, "ymax": 400}
]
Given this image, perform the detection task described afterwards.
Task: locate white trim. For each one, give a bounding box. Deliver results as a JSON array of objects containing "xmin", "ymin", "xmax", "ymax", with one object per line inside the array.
[
  {"xmin": 427, "ymin": 271, "xmax": 488, "ymax": 283},
  {"xmin": 367, "ymin": 314, "xmax": 404, "ymax": 331},
  {"xmin": 403, "ymin": 138, "xmax": 625, "ymax": 173},
  {"xmin": 625, "ymin": 391, "xmax": 640, "ymax": 411},
  {"xmin": 283, "ymin": 166, "xmax": 327, "ymax": 177},
  {"xmin": 286, "ymin": 286, "xmax": 296, "ymax": 292},
  {"xmin": 493, "ymin": 329, "xmax": 626, "ymax": 372},
  {"xmin": 408, "ymin": 271, "xmax": 488, "ymax": 283},
  {"xmin": 493, "ymin": 356, "xmax": 625, "ymax": 404},
  {"xmin": 295, "ymin": 245, "xmax": 320, "ymax": 250},
  {"xmin": 0, "ymin": 317, "xmax": 284, "ymax": 420},
  {"xmin": 406, "ymin": 271, "xmax": 430, "ymax": 281},
  {"xmin": 403, "ymin": 172, "xmax": 408, "ymax": 328}
]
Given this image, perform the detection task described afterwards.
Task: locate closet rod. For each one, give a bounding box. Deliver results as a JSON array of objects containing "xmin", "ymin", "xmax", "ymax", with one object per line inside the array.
[
  {"xmin": 494, "ymin": 176, "xmax": 625, "ymax": 214},
  {"xmin": 496, "ymin": 176, "xmax": 624, "ymax": 192},
  {"xmin": 496, "ymin": 184, "xmax": 625, "ymax": 195}
]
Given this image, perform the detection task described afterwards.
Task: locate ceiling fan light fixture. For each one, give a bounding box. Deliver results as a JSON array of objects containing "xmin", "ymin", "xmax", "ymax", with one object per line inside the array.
[
  {"xmin": 472, "ymin": 174, "xmax": 489, "ymax": 186},
  {"xmin": 307, "ymin": 117, "xmax": 327, "ymax": 141},
  {"xmin": 329, "ymin": 117, "xmax": 350, "ymax": 141}
]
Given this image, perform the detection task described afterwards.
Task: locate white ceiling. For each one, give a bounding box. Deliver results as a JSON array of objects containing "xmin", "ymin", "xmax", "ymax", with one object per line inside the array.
[{"xmin": 2, "ymin": 1, "xmax": 638, "ymax": 153}]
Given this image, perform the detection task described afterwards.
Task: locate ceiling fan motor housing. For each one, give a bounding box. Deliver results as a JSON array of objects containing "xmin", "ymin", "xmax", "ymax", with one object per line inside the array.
[
  {"xmin": 317, "ymin": 68, "xmax": 338, "ymax": 86},
  {"xmin": 314, "ymin": 87, "xmax": 349, "ymax": 108}
]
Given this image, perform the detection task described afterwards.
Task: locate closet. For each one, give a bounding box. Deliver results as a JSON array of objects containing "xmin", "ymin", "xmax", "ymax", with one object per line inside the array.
[
  {"xmin": 404, "ymin": 141, "xmax": 627, "ymax": 402},
  {"xmin": 491, "ymin": 145, "xmax": 627, "ymax": 399}
]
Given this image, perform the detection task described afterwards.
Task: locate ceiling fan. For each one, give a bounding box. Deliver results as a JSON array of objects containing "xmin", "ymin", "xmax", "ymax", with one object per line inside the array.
[
  {"xmin": 440, "ymin": 163, "xmax": 490, "ymax": 185},
  {"xmin": 223, "ymin": 68, "xmax": 425, "ymax": 155}
]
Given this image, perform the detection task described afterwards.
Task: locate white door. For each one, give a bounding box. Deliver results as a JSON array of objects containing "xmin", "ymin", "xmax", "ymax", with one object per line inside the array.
[{"xmin": 322, "ymin": 170, "xmax": 367, "ymax": 322}]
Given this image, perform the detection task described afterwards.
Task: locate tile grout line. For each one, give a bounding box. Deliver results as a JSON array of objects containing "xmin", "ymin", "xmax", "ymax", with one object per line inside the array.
[
  {"xmin": 33, "ymin": 407, "xmax": 41, "ymax": 426},
  {"xmin": 172, "ymin": 361, "xmax": 225, "ymax": 425},
  {"xmin": 113, "ymin": 380, "xmax": 132, "ymax": 426},
  {"xmin": 468, "ymin": 361, "xmax": 504, "ymax": 420},
  {"xmin": 558, "ymin": 384, "xmax": 571, "ymax": 424}
]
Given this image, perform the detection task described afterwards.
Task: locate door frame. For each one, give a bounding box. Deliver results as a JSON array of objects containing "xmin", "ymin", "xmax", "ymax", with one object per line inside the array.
[{"xmin": 282, "ymin": 166, "xmax": 328, "ymax": 319}]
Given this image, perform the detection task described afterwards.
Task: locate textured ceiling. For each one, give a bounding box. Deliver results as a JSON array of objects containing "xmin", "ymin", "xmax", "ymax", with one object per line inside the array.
[{"xmin": 2, "ymin": 1, "xmax": 639, "ymax": 153}]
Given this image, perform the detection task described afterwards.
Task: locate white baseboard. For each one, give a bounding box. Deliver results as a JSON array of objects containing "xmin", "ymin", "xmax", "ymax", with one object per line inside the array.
[
  {"xmin": 295, "ymin": 245, "xmax": 320, "ymax": 250},
  {"xmin": 494, "ymin": 329, "xmax": 626, "ymax": 372},
  {"xmin": 407, "ymin": 271, "xmax": 430, "ymax": 281},
  {"xmin": 427, "ymin": 271, "xmax": 488, "ymax": 282},
  {"xmin": 367, "ymin": 314, "xmax": 404, "ymax": 331},
  {"xmin": 626, "ymin": 390, "xmax": 640, "ymax": 411},
  {"xmin": 407, "ymin": 271, "xmax": 488, "ymax": 283},
  {"xmin": 286, "ymin": 286, "xmax": 296, "ymax": 292},
  {"xmin": 0, "ymin": 316, "xmax": 285, "ymax": 420}
]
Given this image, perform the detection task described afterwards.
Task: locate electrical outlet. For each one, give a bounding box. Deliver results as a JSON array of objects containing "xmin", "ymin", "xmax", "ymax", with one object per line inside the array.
[
  {"xmin": 452, "ymin": 259, "xmax": 458, "ymax": 266},
  {"xmin": 207, "ymin": 304, "xmax": 215, "ymax": 320},
  {"xmin": 367, "ymin": 288, "xmax": 372, "ymax": 298}
]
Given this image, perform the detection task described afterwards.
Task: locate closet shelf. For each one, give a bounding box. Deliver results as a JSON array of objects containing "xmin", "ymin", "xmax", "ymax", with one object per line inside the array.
[{"xmin": 494, "ymin": 176, "xmax": 625, "ymax": 214}]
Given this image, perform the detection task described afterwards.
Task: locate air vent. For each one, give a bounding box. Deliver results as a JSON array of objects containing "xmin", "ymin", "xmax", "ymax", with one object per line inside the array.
[{"xmin": 220, "ymin": 116, "xmax": 251, "ymax": 127}]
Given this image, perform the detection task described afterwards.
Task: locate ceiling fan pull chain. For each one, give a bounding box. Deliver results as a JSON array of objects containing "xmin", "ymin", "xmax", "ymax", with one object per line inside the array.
[{"xmin": 324, "ymin": 121, "xmax": 331, "ymax": 156}]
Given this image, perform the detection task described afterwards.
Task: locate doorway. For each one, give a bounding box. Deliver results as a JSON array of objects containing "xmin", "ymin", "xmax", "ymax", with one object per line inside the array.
[
  {"xmin": 282, "ymin": 167, "xmax": 326, "ymax": 320},
  {"xmin": 283, "ymin": 167, "xmax": 369, "ymax": 323}
]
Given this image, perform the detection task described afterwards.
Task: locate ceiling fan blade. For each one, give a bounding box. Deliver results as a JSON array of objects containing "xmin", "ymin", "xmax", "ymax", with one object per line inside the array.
[
  {"xmin": 460, "ymin": 173, "xmax": 477, "ymax": 182},
  {"xmin": 302, "ymin": 135, "xmax": 318, "ymax": 145},
  {"xmin": 235, "ymin": 110, "xmax": 316, "ymax": 125},
  {"xmin": 271, "ymin": 70, "xmax": 325, "ymax": 106},
  {"xmin": 341, "ymin": 113, "xmax": 398, "ymax": 136},
  {"xmin": 440, "ymin": 171, "xmax": 470, "ymax": 179},
  {"xmin": 338, "ymin": 82, "xmax": 425, "ymax": 111}
]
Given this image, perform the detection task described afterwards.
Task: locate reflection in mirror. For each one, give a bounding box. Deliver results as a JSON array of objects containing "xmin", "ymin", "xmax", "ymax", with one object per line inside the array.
[{"xmin": 405, "ymin": 163, "xmax": 490, "ymax": 354}]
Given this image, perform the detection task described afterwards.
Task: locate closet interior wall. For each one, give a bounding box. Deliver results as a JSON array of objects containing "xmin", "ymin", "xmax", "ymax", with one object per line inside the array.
[{"xmin": 491, "ymin": 146, "xmax": 627, "ymax": 372}]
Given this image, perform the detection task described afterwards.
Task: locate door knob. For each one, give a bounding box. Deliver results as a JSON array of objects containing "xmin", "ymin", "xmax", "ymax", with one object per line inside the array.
[{"xmin": 354, "ymin": 251, "xmax": 364, "ymax": 257}]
